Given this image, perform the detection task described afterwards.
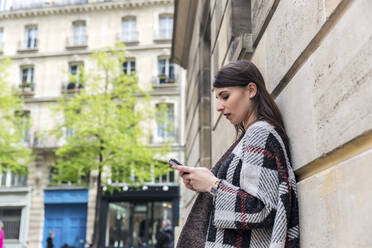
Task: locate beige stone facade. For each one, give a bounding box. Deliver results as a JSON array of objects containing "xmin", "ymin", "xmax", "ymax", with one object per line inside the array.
[
  {"xmin": 172, "ymin": 0, "xmax": 372, "ymax": 247},
  {"xmin": 0, "ymin": 0, "xmax": 183, "ymax": 248}
]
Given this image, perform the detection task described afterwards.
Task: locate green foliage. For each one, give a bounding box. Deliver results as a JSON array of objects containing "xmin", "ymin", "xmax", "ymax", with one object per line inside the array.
[
  {"xmin": 49, "ymin": 43, "xmax": 170, "ymax": 188},
  {"xmin": 0, "ymin": 58, "xmax": 32, "ymax": 175}
]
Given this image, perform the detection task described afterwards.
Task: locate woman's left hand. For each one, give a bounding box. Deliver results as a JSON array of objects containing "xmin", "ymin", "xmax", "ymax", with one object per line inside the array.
[{"xmin": 172, "ymin": 165, "xmax": 218, "ymax": 193}]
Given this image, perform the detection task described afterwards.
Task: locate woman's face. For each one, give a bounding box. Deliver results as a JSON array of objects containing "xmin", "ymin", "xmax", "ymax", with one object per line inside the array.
[{"xmin": 215, "ymin": 84, "xmax": 256, "ymax": 125}]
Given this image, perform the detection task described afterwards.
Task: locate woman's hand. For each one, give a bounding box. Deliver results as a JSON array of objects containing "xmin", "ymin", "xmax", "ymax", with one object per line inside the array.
[{"xmin": 172, "ymin": 165, "xmax": 219, "ymax": 193}]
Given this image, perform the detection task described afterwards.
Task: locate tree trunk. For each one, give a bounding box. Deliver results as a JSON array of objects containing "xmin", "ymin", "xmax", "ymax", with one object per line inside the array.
[{"xmin": 92, "ymin": 145, "xmax": 103, "ymax": 248}]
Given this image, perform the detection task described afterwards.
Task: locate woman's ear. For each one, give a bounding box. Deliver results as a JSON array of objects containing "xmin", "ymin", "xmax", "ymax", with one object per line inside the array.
[{"xmin": 246, "ymin": 82, "xmax": 257, "ymax": 99}]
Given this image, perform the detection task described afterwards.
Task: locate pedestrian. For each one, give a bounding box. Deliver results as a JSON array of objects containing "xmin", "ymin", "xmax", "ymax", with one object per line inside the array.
[
  {"xmin": 156, "ymin": 219, "xmax": 174, "ymax": 248},
  {"xmin": 0, "ymin": 220, "xmax": 4, "ymax": 248},
  {"xmin": 172, "ymin": 60, "xmax": 300, "ymax": 248},
  {"xmin": 46, "ymin": 231, "xmax": 54, "ymax": 248}
]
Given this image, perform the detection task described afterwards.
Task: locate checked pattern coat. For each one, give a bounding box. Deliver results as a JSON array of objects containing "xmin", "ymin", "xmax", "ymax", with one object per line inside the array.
[{"xmin": 204, "ymin": 121, "xmax": 300, "ymax": 248}]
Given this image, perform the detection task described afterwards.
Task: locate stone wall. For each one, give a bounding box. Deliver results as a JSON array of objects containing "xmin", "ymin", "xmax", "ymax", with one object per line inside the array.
[{"xmin": 173, "ymin": 0, "xmax": 372, "ymax": 246}]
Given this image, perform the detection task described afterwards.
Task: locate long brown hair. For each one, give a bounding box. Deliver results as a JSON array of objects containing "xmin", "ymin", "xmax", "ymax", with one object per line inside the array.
[{"xmin": 213, "ymin": 60, "xmax": 287, "ymax": 139}]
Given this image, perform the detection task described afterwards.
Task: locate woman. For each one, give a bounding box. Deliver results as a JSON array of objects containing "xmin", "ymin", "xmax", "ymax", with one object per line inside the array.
[
  {"xmin": 0, "ymin": 220, "xmax": 4, "ymax": 248},
  {"xmin": 172, "ymin": 61, "xmax": 299, "ymax": 248},
  {"xmin": 156, "ymin": 219, "xmax": 174, "ymax": 248}
]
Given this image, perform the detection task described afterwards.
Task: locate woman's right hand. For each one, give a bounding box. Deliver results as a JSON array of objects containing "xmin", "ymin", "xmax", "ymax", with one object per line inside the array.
[{"xmin": 179, "ymin": 170, "xmax": 196, "ymax": 191}]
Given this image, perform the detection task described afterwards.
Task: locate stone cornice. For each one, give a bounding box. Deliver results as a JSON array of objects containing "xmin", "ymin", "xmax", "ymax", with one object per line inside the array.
[
  {"xmin": 0, "ymin": 0, "xmax": 173, "ymax": 20},
  {"xmin": 3, "ymin": 43, "xmax": 171, "ymax": 60}
]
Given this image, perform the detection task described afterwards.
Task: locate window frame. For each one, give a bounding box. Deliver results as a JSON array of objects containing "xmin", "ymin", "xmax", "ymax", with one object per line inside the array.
[
  {"xmin": 155, "ymin": 103, "xmax": 175, "ymax": 142},
  {"xmin": 121, "ymin": 16, "xmax": 138, "ymax": 42},
  {"xmin": 158, "ymin": 14, "xmax": 173, "ymax": 39},
  {"xmin": 19, "ymin": 65, "xmax": 35, "ymax": 90},
  {"xmin": 24, "ymin": 25, "xmax": 38, "ymax": 49},
  {"xmin": 0, "ymin": 207, "xmax": 23, "ymax": 240},
  {"xmin": 157, "ymin": 57, "xmax": 175, "ymax": 84},
  {"xmin": 123, "ymin": 58, "xmax": 136, "ymax": 75},
  {"xmin": 72, "ymin": 20, "xmax": 87, "ymax": 46}
]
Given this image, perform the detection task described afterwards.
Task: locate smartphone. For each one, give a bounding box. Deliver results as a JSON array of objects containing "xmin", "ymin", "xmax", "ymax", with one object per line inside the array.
[
  {"xmin": 168, "ymin": 158, "xmax": 189, "ymax": 174},
  {"xmin": 168, "ymin": 158, "xmax": 182, "ymax": 166}
]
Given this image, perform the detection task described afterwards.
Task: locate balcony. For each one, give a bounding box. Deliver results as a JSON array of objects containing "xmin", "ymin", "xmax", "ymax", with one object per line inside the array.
[
  {"xmin": 116, "ymin": 32, "xmax": 139, "ymax": 46},
  {"xmin": 153, "ymin": 31, "xmax": 172, "ymax": 43},
  {"xmin": 61, "ymin": 81, "xmax": 84, "ymax": 94},
  {"xmin": 17, "ymin": 39, "xmax": 38, "ymax": 53},
  {"xmin": 33, "ymin": 132, "xmax": 61, "ymax": 149},
  {"xmin": 18, "ymin": 82, "xmax": 35, "ymax": 97},
  {"xmin": 153, "ymin": 74, "xmax": 175, "ymax": 85},
  {"xmin": 65, "ymin": 35, "xmax": 88, "ymax": 49}
]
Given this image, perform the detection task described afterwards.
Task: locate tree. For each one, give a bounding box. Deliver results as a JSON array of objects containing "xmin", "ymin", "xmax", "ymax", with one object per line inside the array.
[
  {"xmin": 0, "ymin": 57, "xmax": 32, "ymax": 177},
  {"xmin": 49, "ymin": 43, "xmax": 170, "ymax": 247}
]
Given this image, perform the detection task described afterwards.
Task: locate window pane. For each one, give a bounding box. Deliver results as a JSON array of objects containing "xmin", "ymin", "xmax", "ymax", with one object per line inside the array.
[
  {"xmin": 106, "ymin": 202, "xmax": 130, "ymax": 247},
  {"xmin": 0, "ymin": 208, "xmax": 22, "ymax": 239},
  {"xmin": 159, "ymin": 16, "xmax": 173, "ymax": 38},
  {"xmin": 25, "ymin": 27, "xmax": 37, "ymax": 48},
  {"xmin": 130, "ymin": 61, "xmax": 135, "ymax": 72},
  {"xmin": 1, "ymin": 172, "xmax": 6, "ymax": 186},
  {"xmin": 169, "ymin": 62, "xmax": 174, "ymax": 81},
  {"xmin": 122, "ymin": 18, "xmax": 136, "ymax": 41},
  {"xmin": 158, "ymin": 59, "xmax": 166, "ymax": 74},
  {"xmin": 156, "ymin": 104, "xmax": 174, "ymax": 139},
  {"xmin": 73, "ymin": 23, "xmax": 86, "ymax": 45}
]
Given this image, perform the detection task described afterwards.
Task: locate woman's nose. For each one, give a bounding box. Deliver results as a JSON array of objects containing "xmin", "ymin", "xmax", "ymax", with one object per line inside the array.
[{"xmin": 216, "ymin": 101, "xmax": 224, "ymax": 112}]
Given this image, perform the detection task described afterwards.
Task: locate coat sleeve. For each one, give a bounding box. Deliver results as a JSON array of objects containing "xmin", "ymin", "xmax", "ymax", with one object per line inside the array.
[{"xmin": 213, "ymin": 127, "xmax": 282, "ymax": 230}]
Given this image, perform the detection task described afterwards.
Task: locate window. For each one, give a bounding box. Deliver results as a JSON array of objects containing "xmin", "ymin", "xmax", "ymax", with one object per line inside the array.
[
  {"xmin": 0, "ymin": 208, "xmax": 22, "ymax": 240},
  {"xmin": 65, "ymin": 126, "xmax": 74, "ymax": 138},
  {"xmin": 123, "ymin": 59, "xmax": 136, "ymax": 75},
  {"xmin": 72, "ymin": 21, "xmax": 86, "ymax": 46},
  {"xmin": 16, "ymin": 110, "xmax": 30, "ymax": 144},
  {"xmin": 157, "ymin": 58, "xmax": 174, "ymax": 84},
  {"xmin": 67, "ymin": 63, "xmax": 84, "ymax": 90},
  {"xmin": 24, "ymin": 26, "xmax": 37, "ymax": 49},
  {"xmin": 158, "ymin": 15, "xmax": 173, "ymax": 39},
  {"xmin": 14, "ymin": 110, "xmax": 31, "ymax": 144},
  {"xmin": 0, "ymin": 28, "xmax": 3, "ymax": 50},
  {"xmin": 0, "ymin": 170, "xmax": 27, "ymax": 187},
  {"xmin": 20, "ymin": 66, "xmax": 34, "ymax": 90},
  {"xmin": 156, "ymin": 103, "xmax": 174, "ymax": 141},
  {"xmin": 0, "ymin": 0, "xmax": 8, "ymax": 11},
  {"xmin": 121, "ymin": 17, "xmax": 137, "ymax": 42}
]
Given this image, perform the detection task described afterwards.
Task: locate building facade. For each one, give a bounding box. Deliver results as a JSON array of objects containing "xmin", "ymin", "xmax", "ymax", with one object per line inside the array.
[
  {"xmin": 0, "ymin": 0, "xmax": 183, "ymax": 248},
  {"xmin": 172, "ymin": 0, "xmax": 372, "ymax": 247}
]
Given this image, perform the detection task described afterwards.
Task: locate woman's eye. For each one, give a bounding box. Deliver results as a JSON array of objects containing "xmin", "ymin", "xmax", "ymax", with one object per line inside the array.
[{"xmin": 222, "ymin": 95, "xmax": 229, "ymax": 100}]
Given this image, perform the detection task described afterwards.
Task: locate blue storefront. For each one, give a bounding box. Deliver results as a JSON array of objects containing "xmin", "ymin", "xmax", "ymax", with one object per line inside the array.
[{"xmin": 43, "ymin": 189, "xmax": 88, "ymax": 248}]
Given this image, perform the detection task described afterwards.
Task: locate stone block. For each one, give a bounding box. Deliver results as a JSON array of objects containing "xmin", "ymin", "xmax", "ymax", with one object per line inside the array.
[
  {"xmin": 251, "ymin": 0, "xmax": 275, "ymax": 41},
  {"xmin": 276, "ymin": 63, "xmax": 317, "ymax": 170},
  {"xmin": 186, "ymin": 132, "xmax": 200, "ymax": 168},
  {"xmin": 277, "ymin": 0, "xmax": 372, "ymax": 169},
  {"xmin": 211, "ymin": 0, "xmax": 229, "ymax": 54},
  {"xmin": 211, "ymin": 116, "xmax": 235, "ymax": 166},
  {"xmin": 298, "ymin": 148, "xmax": 372, "ymax": 247},
  {"xmin": 213, "ymin": 1, "xmax": 232, "ymax": 68},
  {"xmin": 251, "ymin": 0, "xmax": 327, "ymax": 93}
]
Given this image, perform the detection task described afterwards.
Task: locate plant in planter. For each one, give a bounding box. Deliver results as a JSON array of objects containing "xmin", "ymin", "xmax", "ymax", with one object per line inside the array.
[
  {"xmin": 19, "ymin": 82, "xmax": 32, "ymax": 91},
  {"xmin": 158, "ymin": 74, "xmax": 167, "ymax": 84}
]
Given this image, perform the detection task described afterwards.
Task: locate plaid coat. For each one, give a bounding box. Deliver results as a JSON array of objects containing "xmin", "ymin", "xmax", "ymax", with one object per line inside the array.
[
  {"xmin": 205, "ymin": 121, "xmax": 300, "ymax": 248},
  {"xmin": 176, "ymin": 121, "xmax": 300, "ymax": 248}
]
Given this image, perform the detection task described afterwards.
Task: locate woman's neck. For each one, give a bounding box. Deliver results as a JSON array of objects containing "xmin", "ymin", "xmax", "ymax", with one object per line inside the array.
[{"xmin": 243, "ymin": 113, "xmax": 258, "ymax": 130}]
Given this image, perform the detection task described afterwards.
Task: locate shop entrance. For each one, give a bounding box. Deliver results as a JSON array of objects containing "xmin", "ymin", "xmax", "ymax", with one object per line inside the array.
[{"xmin": 105, "ymin": 201, "xmax": 173, "ymax": 248}]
